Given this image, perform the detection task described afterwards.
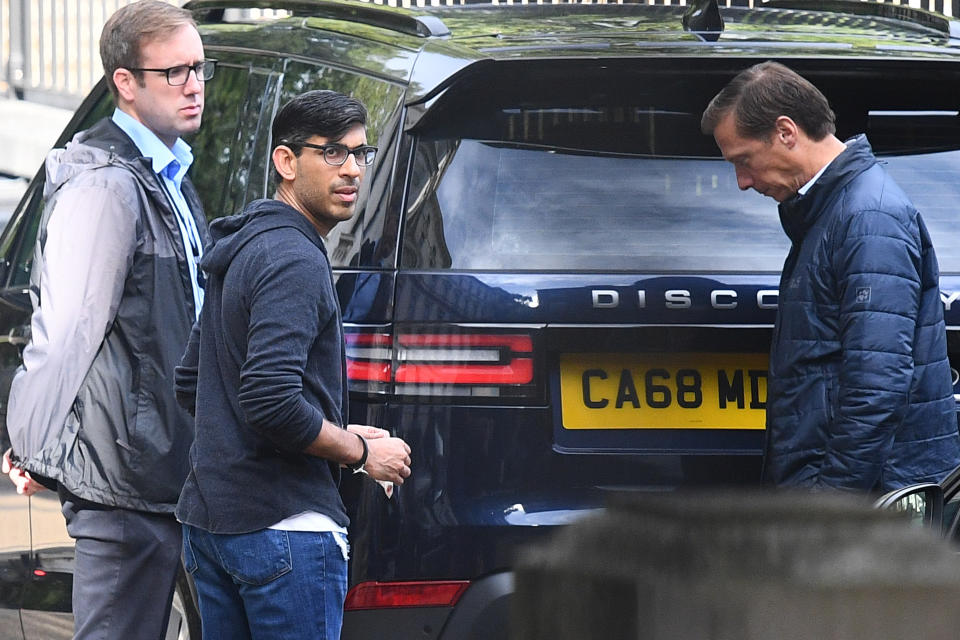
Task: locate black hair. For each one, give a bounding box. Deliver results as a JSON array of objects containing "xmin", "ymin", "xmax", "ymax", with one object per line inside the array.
[
  {"xmin": 272, "ymin": 90, "xmax": 367, "ymax": 152},
  {"xmin": 271, "ymin": 90, "xmax": 367, "ymax": 182}
]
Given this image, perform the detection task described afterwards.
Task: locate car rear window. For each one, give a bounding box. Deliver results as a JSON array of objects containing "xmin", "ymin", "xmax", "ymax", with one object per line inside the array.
[
  {"xmin": 402, "ymin": 138, "xmax": 960, "ymax": 272},
  {"xmin": 884, "ymin": 150, "xmax": 960, "ymax": 273},
  {"xmin": 404, "ymin": 138, "xmax": 786, "ymax": 271},
  {"xmin": 402, "ymin": 65, "xmax": 960, "ymax": 273}
]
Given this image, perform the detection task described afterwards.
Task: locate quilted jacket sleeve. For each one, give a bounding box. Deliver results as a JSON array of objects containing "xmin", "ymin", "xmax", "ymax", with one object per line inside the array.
[{"xmin": 817, "ymin": 203, "xmax": 922, "ymax": 489}]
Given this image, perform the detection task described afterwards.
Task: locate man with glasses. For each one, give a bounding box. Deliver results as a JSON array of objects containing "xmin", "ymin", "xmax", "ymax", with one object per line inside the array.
[
  {"xmin": 174, "ymin": 89, "xmax": 411, "ymax": 639},
  {"xmin": 3, "ymin": 2, "xmax": 211, "ymax": 637}
]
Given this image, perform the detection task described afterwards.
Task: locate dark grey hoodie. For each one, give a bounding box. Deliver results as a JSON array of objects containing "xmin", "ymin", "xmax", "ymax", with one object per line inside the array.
[{"xmin": 175, "ymin": 198, "xmax": 349, "ymax": 533}]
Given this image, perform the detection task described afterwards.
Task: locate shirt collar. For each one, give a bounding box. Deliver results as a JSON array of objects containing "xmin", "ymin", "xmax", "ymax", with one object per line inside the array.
[
  {"xmin": 797, "ymin": 158, "xmax": 833, "ymax": 196},
  {"xmin": 111, "ymin": 108, "xmax": 194, "ymax": 184}
]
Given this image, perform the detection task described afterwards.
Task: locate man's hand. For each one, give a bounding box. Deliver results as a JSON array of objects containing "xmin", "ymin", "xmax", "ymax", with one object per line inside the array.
[
  {"xmin": 347, "ymin": 424, "xmax": 390, "ymax": 440},
  {"xmin": 347, "ymin": 426, "xmax": 398, "ymax": 497},
  {"xmin": 2, "ymin": 449, "xmax": 46, "ymax": 496},
  {"xmin": 363, "ymin": 435, "xmax": 412, "ymax": 485},
  {"xmin": 306, "ymin": 421, "xmax": 410, "ymax": 490}
]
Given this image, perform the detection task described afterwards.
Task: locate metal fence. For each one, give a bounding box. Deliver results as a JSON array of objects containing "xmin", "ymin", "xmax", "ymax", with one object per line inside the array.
[
  {"xmin": 1, "ymin": 0, "xmax": 958, "ymax": 110},
  {"xmin": 0, "ymin": 1, "xmax": 164, "ymax": 108},
  {"xmin": 0, "ymin": 1, "xmax": 286, "ymax": 109}
]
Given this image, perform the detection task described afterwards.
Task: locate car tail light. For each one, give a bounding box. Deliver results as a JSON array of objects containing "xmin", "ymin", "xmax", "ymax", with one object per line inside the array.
[
  {"xmin": 395, "ymin": 331, "xmax": 535, "ymax": 398},
  {"xmin": 345, "ymin": 326, "xmax": 540, "ymax": 401},
  {"xmin": 344, "ymin": 580, "xmax": 470, "ymax": 611},
  {"xmin": 345, "ymin": 331, "xmax": 392, "ymax": 394}
]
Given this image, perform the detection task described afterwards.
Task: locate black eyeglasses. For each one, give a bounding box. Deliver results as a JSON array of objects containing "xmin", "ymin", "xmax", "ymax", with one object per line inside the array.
[
  {"xmin": 287, "ymin": 141, "xmax": 378, "ymax": 167},
  {"xmin": 127, "ymin": 60, "xmax": 217, "ymax": 86}
]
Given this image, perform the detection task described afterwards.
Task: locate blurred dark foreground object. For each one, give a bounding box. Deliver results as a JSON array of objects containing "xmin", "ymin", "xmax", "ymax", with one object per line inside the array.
[{"xmin": 513, "ymin": 489, "xmax": 960, "ymax": 640}]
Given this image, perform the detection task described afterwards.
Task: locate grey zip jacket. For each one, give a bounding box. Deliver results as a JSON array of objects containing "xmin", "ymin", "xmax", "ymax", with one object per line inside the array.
[{"xmin": 6, "ymin": 118, "xmax": 206, "ymax": 513}]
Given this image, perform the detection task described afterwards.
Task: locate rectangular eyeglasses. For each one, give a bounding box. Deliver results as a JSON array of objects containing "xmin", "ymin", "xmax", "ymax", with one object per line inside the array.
[
  {"xmin": 127, "ymin": 60, "xmax": 217, "ymax": 86},
  {"xmin": 290, "ymin": 141, "xmax": 379, "ymax": 167}
]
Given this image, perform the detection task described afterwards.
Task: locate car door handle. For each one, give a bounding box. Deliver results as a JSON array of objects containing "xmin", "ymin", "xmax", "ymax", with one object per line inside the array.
[{"xmin": 7, "ymin": 324, "xmax": 31, "ymax": 346}]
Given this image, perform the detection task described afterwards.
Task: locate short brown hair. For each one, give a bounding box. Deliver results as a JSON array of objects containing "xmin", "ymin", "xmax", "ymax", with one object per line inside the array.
[
  {"xmin": 100, "ymin": 0, "xmax": 196, "ymax": 98},
  {"xmin": 700, "ymin": 61, "xmax": 836, "ymax": 142}
]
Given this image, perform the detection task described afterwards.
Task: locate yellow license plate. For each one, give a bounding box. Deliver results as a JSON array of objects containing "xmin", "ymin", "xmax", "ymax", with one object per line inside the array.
[{"xmin": 560, "ymin": 353, "xmax": 768, "ymax": 430}]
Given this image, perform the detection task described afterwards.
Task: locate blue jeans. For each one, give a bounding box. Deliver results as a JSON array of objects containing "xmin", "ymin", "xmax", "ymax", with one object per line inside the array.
[{"xmin": 182, "ymin": 524, "xmax": 348, "ymax": 640}]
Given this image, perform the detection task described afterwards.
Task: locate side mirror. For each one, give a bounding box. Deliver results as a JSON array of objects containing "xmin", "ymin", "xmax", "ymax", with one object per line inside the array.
[{"xmin": 874, "ymin": 483, "xmax": 944, "ymax": 533}]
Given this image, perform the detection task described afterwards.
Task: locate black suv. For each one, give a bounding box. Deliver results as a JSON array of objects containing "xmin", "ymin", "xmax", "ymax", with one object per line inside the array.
[{"xmin": 4, "ymin": 0, "xmax": 960, "ymax": 637}]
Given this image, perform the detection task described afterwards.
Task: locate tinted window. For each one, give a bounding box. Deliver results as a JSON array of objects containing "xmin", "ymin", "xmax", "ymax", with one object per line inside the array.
[
  {"xmin": 404, "ymin": 103, "xmax": 960, "ymax": 273},
  {"xmin": 404, "ymin": 138, "xmax": 785, "ymax": 272},
  {"xmin": 883, "ymin": 151, "xmax": 960, "ymax": 273},
  {"xmin": 4, "ymin": 181, "xmax": 43, "ymax": 288},
  {"xmin": 186, "ymin": 56, "xmax": 281, "ymax": 220}
]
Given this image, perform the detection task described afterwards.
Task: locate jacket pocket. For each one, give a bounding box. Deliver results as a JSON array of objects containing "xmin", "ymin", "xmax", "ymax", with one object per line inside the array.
[{"xmin": 824, "ymin": 377, "xmax": 837, "ymax": 426}]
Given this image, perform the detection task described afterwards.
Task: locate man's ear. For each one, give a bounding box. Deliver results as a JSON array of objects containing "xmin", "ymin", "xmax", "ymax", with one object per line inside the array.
[
  {"xmin": 773, "ymin": 116, "xmax": 799, "ymax": 148},
  {"xmin": 113, "ymin": 68, "xmax": 139, "ymax": 104},
  {"xmin": 272, "ymin": 145, "xmax": 298, "ymax": 182}
]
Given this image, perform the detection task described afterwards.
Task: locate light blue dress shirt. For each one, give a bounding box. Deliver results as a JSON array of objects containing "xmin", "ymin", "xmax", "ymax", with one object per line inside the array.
[{"xmin": 112, "ymin": 108, "xmax": 205, "ymax": 318}]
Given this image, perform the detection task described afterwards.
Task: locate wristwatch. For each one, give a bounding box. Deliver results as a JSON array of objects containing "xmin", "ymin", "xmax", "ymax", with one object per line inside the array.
[{"xmin": 346, "ymin": 432, "xmax": 368, "ymax": 475}]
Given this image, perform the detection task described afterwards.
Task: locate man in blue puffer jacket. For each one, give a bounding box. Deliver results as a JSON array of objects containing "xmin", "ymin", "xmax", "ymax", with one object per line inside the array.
[{"xmin": 702, "ymin": 61, "xmax": 960, "ymax": 491}]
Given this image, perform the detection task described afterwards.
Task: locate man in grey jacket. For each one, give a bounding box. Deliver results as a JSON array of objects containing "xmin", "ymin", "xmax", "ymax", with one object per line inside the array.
[{"xmin": 2, "ymin": 2, "xmax": 211, "ymax": 637}]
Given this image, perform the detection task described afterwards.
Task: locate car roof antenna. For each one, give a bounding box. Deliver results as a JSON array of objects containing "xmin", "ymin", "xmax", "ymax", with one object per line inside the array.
[{"xmin": 682, "ymin": 0, "xmax": 724, "ymax": 42}]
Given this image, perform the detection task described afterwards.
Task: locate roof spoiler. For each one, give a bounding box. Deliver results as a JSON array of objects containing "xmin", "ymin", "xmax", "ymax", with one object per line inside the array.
[
  {"xmin": 761, "ymin": 0, "xmax": 960, "ymax": 40},
  {"xmin": 183, "ymin": 0, "xmax": 451, "ymax": 38}
]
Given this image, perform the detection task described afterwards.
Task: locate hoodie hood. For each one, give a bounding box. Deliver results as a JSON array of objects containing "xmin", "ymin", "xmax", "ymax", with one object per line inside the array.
[{"xmin": 202, "ymin": 199, "xmax": 326, "ymax": 276}]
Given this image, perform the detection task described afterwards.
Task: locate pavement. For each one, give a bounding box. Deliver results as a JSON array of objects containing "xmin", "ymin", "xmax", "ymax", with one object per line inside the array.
[{"xmin": 0, "ymin": 96, "xmax": 73, "ymax": 227}]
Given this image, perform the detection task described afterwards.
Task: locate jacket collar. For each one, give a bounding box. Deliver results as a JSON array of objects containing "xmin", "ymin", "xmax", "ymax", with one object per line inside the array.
[
  {"xmin": 70, "ymin": 118, "xmax": 178, "ymax": 205},
  {"xmin": 76, "ymin": 117, "xmax": 144, "ymax": 160},
  {"xmin": 777, "ymin": 134, "xmax": 877, "ymax": 244},
  {"xmin": 51, "ymin": 117, "xmax": 205, "ymax": 258}
]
